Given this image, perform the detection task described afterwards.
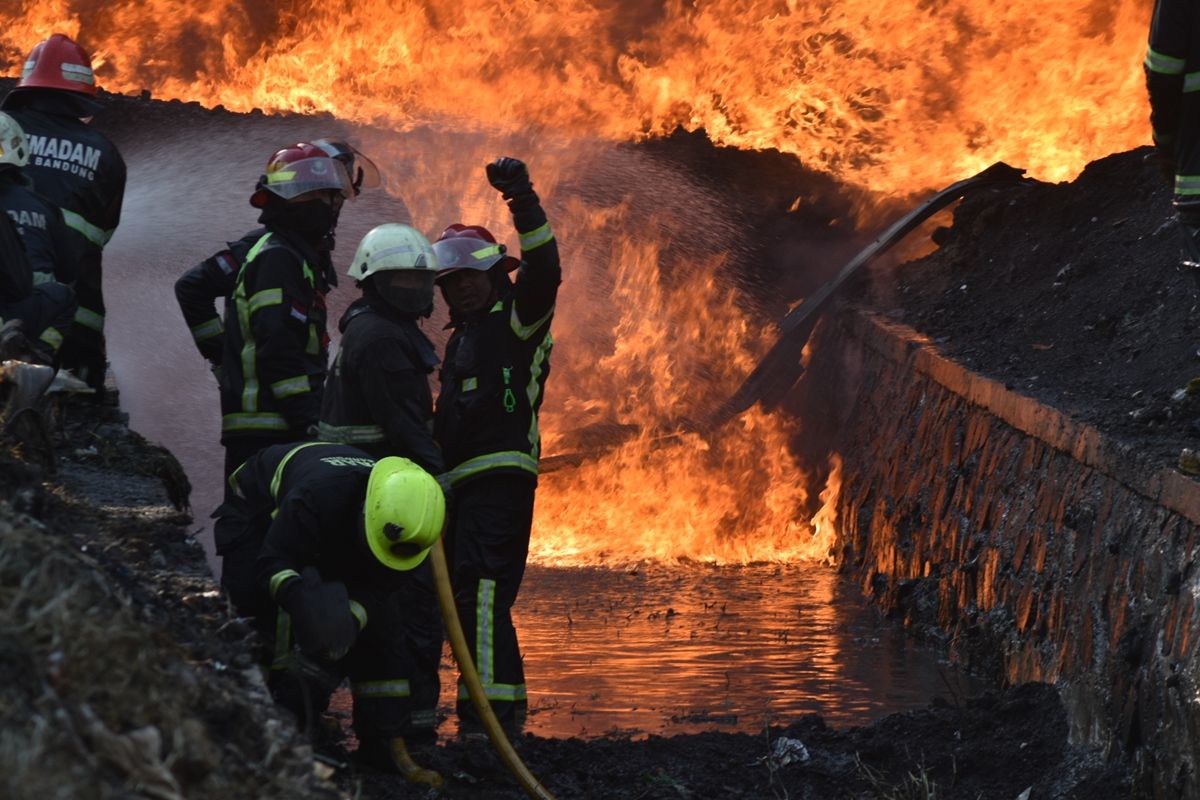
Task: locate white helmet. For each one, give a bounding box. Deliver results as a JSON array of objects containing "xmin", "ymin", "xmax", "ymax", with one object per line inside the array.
[
  {"xmin": 348, "ymin": 223, "xmax": 437, "ymax": 281},
  {"xmin": 0, "ymin": 113, "xmax": 29, "ymax": 168}
]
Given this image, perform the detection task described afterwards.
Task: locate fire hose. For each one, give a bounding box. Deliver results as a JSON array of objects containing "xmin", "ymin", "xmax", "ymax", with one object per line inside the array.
[{"xmin": 429, "ymin": 536, "xmax": 557, "ymax": 800}]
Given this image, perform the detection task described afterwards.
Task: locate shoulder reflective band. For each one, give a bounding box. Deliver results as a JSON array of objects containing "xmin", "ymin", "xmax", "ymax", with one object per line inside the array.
[
  {"xmin": 518, "ymin": 222, "xmax": 554, "ymax": 251},
  {"xmin": 1145, "ymin": 47, "xmax": 1186, "ymax": 76},
  {"xmin": 510, "ymin": 302, "xmax": 554, "ymax": 341},
  {"xmin": 269, "ymin": 441, "xmax": 329, "ymax": 501},
  {"xmin": 244, "ymin": 232, "xmax": 275, "ymax": 263},
  {"xmin": 61, "ymin": 209, "xmax": 113, "ymax": 248},
  {"xmin": 269, "ymin": 569, "xmax": 301, "ymax": 599},
  {"xmin": 1187, "ymin": 72, "xmax": 1200, "ymax": 93}
]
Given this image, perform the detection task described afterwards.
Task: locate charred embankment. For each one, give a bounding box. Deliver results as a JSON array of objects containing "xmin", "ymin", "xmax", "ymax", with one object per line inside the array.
[{"xmin": 803, "ymin": 149, "xmax": 1199, "ymax": 797}]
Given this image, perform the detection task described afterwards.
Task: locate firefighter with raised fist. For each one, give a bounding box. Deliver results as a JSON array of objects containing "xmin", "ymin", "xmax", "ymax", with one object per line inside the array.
[
  {"xmin": 432, "ymin": 156, "xmax": 560, "ymax": 733},
  {"xmin": 1, "ymin": 33, "xmax": 125, "ymax": 391}
]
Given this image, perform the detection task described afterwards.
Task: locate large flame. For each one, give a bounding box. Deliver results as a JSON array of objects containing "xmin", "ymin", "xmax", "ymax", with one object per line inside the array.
[
  {"xmin": 1, "ymin": 0, "xmax": 1152, "ymax": 194},
  {"xmin": 0, "ymin": 1, "xmax": 1152, "ymax": 564}
]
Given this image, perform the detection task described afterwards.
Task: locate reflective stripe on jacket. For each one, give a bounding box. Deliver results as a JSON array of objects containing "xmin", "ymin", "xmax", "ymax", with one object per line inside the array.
[{"xmin": 219, "ymin": 229, "xmax": 330, "ymax": 442}]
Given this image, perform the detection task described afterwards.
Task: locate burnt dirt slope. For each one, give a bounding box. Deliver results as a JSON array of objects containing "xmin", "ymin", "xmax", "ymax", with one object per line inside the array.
[{"xmin": 861, "ymin": 148, "xmax": 1193, "ymax": 471}]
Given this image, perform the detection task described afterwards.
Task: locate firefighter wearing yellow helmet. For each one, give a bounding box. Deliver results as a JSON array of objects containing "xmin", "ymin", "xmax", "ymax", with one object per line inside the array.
[{"xmin": 216, "ymin": 442, "xmax": 444, "ymax": 775}]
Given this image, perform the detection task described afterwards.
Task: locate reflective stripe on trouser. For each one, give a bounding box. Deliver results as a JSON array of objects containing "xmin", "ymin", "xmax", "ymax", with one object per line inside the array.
[{"xmin": 447, "ymin": 474, "xmax": 535, "ymax": 727}]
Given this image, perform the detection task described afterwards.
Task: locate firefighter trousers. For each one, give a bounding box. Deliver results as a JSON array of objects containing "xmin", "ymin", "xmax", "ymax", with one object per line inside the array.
[{"xmin": 445, "ymin": 472, "xmax": 535, "ymax": 730}]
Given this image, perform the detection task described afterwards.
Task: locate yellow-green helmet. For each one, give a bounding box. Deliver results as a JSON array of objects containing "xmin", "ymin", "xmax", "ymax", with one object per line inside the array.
[{"xmin": 363, "ymin": 457, "xmax": 445, "ymax": 571}]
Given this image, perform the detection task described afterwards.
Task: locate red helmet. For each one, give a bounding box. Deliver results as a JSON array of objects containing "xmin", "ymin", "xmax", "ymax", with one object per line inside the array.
[
  {"xmin": 15, "ymin": 34, "xmax": 97, "ymax": 96},
  {"xmin": 250, "ymin": 142, "xmax": 354, "ymax": 207},
  {"xmin": 432, "ymin": 224, "xmax": 520, "ymax": 280}
]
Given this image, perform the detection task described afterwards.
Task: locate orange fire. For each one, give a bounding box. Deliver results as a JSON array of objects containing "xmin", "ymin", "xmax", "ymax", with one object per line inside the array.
[
  {"xmin": 0, "ymin": 0, "xmax": 1152, "ymax": 193},
  {"xmin": 0, "ymin": 1, "xmax": 1153, "ymax": 564}
]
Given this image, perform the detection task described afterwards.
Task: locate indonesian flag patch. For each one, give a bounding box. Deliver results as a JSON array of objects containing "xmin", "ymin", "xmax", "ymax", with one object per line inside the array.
[{"xmin": 289, "ymin": 302, "xmax": 307, "ymax": 324}]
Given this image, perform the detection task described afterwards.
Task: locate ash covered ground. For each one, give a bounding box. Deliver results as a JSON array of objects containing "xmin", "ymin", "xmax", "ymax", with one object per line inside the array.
[
  {"xmin": 862, "ymin": 149, "xmax": 1194, "ymax": 470},
  {"xmin": 0, "ymin": 84, "xmax": 1149, "ymax": 798}
]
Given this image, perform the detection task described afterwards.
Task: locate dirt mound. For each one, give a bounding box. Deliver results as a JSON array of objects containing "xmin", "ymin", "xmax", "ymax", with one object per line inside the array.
[
  {"xmin": 0, "ymin": 398, "xmax": 338, "ymax": 800},
  {"xmin": 868, "ymin": 148, "xmax": 1194, "ymax": 470}
]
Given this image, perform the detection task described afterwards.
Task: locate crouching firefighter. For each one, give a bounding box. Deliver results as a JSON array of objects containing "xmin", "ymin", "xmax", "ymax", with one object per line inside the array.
[
  {"xmin": 217, "ymin": 441, "xmax": 446, "ymax": 782},
  {"xmin": 432, "ymin": 156, "xmax": 560, "ymax": 733}
]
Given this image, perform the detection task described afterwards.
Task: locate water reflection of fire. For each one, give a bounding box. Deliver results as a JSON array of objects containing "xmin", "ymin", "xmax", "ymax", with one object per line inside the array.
[{"xmin": 0, "ymin": 1, "xmax": 1147, "ymax": 564}]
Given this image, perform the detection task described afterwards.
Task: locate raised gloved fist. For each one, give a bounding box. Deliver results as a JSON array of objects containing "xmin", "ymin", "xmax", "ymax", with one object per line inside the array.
[{"xmin": 486, "ymin": 157, "xmax": 531, "ymax": 196}]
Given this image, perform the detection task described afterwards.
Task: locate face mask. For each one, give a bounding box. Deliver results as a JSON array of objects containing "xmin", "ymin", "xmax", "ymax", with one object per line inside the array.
[
  {"xmin": 279, "ymin": 198, "xmax": 337, "ymax": 241},
  {"xmin": 379, "ymin": 284, "xmax": 434, "ymax": 316}
]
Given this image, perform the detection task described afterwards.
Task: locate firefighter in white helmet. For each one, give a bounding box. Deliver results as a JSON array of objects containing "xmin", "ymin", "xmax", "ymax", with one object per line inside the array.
[
  {"xmin": 319, "ymin": 223, "xmax": 447, "ymax": 743},
  {"xmin": 0, "ymin": 110, "xmax": 77, "ymax": 365}
]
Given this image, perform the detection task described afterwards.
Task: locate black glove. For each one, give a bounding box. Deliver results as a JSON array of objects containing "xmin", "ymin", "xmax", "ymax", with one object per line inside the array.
[
  {"xmin": 486, "ymin": 157, "xmax": 533, "ymax": 199},
  {"xmin": 287, "ymin": 567, "xmax": 358, "ymax": 660}
]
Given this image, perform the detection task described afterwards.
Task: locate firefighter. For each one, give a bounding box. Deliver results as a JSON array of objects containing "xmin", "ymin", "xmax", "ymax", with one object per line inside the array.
[
  {"xmin": 1146, "ymin": 0, "xmax": 1200, "ymax": 263},
  {"xmin": 0, "ymin": 111, "xmax": 76, "ymax": 365},
  {"xmin": 216, "ymin": 441, "xmax": 445, "ymax": 780},
  {"xmin": 431, "ymin": 157, "xmax": 560, "ymax": 732},
  {"xmin": 1145, "ymin": 1, "xmax": 1200, "ymax": 476},
  {"xmin": 1, "ymin": 34, "xmax": 126, "ymax": 391},
  {"xmin": 175, "ymin": 141, "xmax": 357, "ymax": 485},
  {"xmin": 173, "ymin": 138, "xmax": 376, "ymax": 403},
  {"xmin": 319, "ymin": 222, "xmax": 446, "ymax": 740}
]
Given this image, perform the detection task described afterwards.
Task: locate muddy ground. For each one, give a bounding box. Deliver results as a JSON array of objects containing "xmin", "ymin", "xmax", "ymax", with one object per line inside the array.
[
  {"xmin": 0, "ymin": 398, "xmax": 1127, "ymax": 799},
  {"xmin": 0, "ymin": 82, "xmax": 1149, "ymax": 797}
]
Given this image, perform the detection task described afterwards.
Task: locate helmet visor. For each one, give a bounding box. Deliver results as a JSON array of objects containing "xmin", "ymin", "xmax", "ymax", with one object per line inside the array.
[
  {"xmin": 264, "ymin": 156, "xmax": 354, "ymax": 200},
  {"xmin": 312, "ymin": 138, "xmax": 381, "ymax": 197},
  {"xmin": 432, "ymin": 237, "xmax": 506, "ymax": 279}
]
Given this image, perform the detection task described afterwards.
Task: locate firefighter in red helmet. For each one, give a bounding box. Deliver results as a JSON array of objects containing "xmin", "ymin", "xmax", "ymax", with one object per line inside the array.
[
  {"xmin": 432, "ymin": 157, "xmax": 560, "ymax": 733},
  {"xmin": 1, "ymin": 33, "xmax": 126, "ymax": 393},
  {"xmin": 174, "ymin": 142, "xmax": 364, "ymax": 585}
]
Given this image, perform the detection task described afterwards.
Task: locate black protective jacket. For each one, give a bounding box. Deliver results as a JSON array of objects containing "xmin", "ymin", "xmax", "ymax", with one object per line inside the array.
[
  {"xmin": 174, "ymin": 227, "xmax": 264, "ymax": 364},
  {"xmin": 0, "ymin": 211, "xmax": 30, "ymax": 305},
  {"xmin": 216, "ymin": 227, "xmax": 332, "ymax": 443},
  {"xmin": 225, "ymin": 442, "xmax": 397, "ymax": 621},
  {"xmin": 3, "ymin": 104, "xmax": 125, "ymax": 260},
  {"xmin": 319, "ymin": 297, "xmax": 444, "ymax": 472},
  {"xmin": 1146, "ymin": 0, "xmax": 1200, "ymax": 210},
  {"xmin": 0, "ymin": 170, "xmax": 77, "ymax": 284},
  {"xmin": 434, "ymin": 190, "xmax": 560, "ymax": 487}
]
